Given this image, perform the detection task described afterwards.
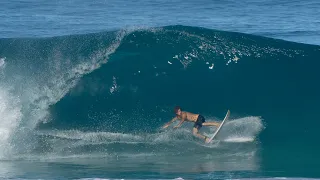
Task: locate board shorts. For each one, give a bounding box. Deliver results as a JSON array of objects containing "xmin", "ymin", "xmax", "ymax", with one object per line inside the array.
[{"xmin": 193, "ymin": 115, "xmax": 205, "ymax": 130}]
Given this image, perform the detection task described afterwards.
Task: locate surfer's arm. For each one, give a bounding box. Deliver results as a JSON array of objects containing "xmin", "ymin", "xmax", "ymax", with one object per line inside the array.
[
  {"xmin": 162, "ymin": 117, "xmax": 177, "ymax": 129},
  {"xmin": 174, "ymin": 115, "xmax": 186, "ymax": 128},
  {"xmin": 174, "ymin": 119, "xmax": 185, "ymax": 128}
]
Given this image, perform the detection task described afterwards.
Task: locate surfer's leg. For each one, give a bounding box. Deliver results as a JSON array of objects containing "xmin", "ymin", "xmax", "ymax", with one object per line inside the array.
[
  {"xmin": 192, "ymin": 127, "xmax": 207, "ymax": 141},
  {"xmin": 198, "ymin": 114, "xmax": 220, "ymax": 127},
  {"xmin": 202, "ymin": 121, "xmax": 220, "ymax": 127}
]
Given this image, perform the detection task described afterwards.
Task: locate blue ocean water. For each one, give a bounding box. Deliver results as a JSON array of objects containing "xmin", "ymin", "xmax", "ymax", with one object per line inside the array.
[{"xmin": 1, "ymin": 0, "xmax": 320, "ymax": 180}]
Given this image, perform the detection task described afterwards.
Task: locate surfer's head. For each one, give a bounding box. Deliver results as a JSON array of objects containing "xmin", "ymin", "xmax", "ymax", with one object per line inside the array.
[{"xmin": 174, "ymin": 106, "xmax": 182, "ymax": 116}]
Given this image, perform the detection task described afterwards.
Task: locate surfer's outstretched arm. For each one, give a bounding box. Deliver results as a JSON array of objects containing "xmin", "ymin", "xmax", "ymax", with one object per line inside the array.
[
  {"xmin": 174, "ymin": 118, "xmax": 185, "ymax": 128},
  {"xmin": 162, "ymin": 117, "xmax": 177, "ymax": 129}
]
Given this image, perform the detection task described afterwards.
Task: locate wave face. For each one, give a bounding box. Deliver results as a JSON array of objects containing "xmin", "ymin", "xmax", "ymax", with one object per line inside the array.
[{"xmin": 1, "ymin": 25, "xmax": 320, "ymax": 174}]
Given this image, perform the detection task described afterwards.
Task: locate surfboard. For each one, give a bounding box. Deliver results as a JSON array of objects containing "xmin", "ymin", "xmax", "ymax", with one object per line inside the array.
[{"xmin": 206, "ymin": 110, "xmax": 230, "ymax": 143}]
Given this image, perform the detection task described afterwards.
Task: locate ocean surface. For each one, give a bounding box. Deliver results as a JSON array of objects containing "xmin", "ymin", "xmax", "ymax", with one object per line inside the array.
[{"xmin": 1, "ymin": 0, "xmax": 320, "ymax": 180}]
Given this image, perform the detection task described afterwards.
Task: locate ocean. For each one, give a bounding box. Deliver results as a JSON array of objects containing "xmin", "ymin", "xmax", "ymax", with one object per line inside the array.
[{"xmin": 1, "ymin": 0, "xmax": 320, "ymax": 179}]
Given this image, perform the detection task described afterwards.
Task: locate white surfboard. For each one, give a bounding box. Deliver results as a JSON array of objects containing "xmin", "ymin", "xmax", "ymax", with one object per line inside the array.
[{"xmin": 206, "ymin": 110, "xmax": 230, "ymax": 143}]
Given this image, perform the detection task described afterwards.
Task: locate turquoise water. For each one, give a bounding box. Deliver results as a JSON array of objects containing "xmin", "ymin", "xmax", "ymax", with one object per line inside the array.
[{"xmin": 1, "ymin": 1, "xmax": 320, "ymax": 180}]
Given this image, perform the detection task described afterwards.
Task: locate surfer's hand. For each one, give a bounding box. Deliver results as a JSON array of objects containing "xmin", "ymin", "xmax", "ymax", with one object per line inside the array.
[{"xmin": 173, "ymin": 126, "xmax": 179, "ymax": 129}]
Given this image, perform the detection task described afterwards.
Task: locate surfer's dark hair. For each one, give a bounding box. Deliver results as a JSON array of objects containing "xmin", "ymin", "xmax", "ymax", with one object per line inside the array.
[{"xmin": 174, "ymin": 106, "xmax": 181, "ymax": 113}]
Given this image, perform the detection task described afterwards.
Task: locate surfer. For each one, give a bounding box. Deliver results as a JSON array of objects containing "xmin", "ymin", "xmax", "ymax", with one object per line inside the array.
[{"xmin": 162, "ymin": 106, "xmax": 221, "ymax": 143}]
